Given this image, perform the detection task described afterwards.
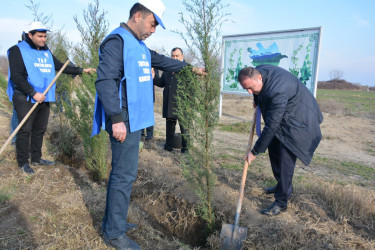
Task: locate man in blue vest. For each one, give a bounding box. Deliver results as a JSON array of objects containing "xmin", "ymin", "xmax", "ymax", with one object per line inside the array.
[
  {"xmin": 8, "ymin": 21, "xmax": 95, "ymax": 174},
  {"xmin": 92, "ymin": 0, "xmax": 204, "ymax": 248}
]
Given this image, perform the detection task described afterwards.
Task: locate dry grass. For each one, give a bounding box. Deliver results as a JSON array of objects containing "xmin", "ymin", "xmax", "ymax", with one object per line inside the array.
[
  {"xmin": 1, "ymin": 91, "xmax": 375, "ymax": 249},
  {"xmin": 304, "ymin": 182, "xmax": 375, "ymax": 230}
]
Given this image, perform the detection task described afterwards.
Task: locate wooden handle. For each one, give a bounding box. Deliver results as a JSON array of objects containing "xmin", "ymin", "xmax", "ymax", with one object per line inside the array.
[
  {"xmin": 0, "ymin": 60, "xmax": 70, "ymax": 156},
  {"xmin": 233, "ymin": 108, "xmax": 257, "ymax": 227}
]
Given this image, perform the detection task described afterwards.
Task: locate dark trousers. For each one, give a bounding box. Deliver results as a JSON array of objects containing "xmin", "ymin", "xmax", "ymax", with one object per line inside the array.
[
  {"xmin": 11, "ymin": 105, "xmax": 18, "ymax": 143},
  {"xmin": 141, "ymin": 126, "xmax": 154, "ymax": 139},
  {"xmin": 268, "ymin": 137, "xmax": 297, "ymax": 208},
  {"xmin": 13, "ymin": 93, "xmax": 50, "ymax": 166},
  {"xmin": 102, "ymin": 109, "xmax": 142, "ymax": 239},
  {"xmin": 165, "ymin": 118, "xmax": 188, "ymax": 150}
]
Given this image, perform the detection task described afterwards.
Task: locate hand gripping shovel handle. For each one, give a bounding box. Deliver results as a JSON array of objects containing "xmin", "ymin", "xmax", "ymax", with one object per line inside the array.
[
  {"xmin": 233, "ymin": 108, "xmax": 257, "ymax": 228},
  {"xmin": 0, "ymin": 60, "xmax": 70, "ymax": 156}
]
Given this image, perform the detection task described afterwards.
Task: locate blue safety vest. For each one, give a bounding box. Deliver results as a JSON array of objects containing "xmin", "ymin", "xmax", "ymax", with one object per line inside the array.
[
  {"xmin": 91, "ymin": 27, "xmax": 154, "ymax": 137},
  {"xmin": 7, "ymin": 41, "xmax": 56, "ymax": 103}
]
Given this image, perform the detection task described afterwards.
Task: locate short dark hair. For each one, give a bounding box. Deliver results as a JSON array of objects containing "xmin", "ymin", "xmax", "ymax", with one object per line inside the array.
[
  {"xmin": 237, "ymin": 67, "xmax": 260, "ymax": 82},
  {"xmin": 129, "ymin": 3, "xmax": 153, "ymax": 19},
  {"xmin": 171, "ymin": 47, "xmax": 183, "ymax": 55},
  {"xmin": 29, "ymin": 30, "xmax": 47, "ymax": 36}
]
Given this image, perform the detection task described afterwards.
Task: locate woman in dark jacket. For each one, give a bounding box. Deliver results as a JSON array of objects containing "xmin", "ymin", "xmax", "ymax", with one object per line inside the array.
[{"xmin": 238, "ymin": 65, "xmax": 323, "ymax": 215}]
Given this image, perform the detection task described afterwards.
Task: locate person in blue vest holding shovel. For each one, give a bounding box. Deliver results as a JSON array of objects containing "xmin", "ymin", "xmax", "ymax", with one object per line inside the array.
[
  {"xmin": 7, "ymin": 21, "xmax": 95, "ymax": 175},
  {"xmin": 91, "ymin": 0, "xmax": 204, "ymax": 248}
]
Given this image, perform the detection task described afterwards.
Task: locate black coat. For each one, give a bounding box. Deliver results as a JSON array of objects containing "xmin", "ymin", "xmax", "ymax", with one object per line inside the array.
[
  {"xmin": 154, "ymin": 71, "xmax": 180, "ymax": 119},
  {"xmin": 253, "ymin": 65, "xmax": 323, "ymax": 166}
]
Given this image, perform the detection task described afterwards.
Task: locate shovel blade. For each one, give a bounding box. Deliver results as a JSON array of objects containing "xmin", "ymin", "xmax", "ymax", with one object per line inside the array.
[{"xmin": 220, "ymin": 223, "xmax": 248, "ymax": 250}]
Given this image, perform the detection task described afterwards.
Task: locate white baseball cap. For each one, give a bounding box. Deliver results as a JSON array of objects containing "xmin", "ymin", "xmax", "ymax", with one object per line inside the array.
[
  {"xmin": 28, "ymin": 21, "xmax": 50, "ymax": 33},
  {"xmin": 138, "ymin": 0, "xmax": 166, "ymax": 29}
]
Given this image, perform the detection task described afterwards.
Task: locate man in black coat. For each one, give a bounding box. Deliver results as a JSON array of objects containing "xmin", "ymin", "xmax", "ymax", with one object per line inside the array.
[
  {"xmin": 154, "ymin": 47, "xmax": 188, "ymax": 153},
  {"xmin": 238, "ymin": 65, "xmax": 323, "ymax": 215}
]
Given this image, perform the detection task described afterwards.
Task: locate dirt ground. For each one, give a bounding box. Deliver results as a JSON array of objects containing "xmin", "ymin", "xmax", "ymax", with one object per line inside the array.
[{"xmin": 0, "ymin": 90, "xmax": 374, "ymax": 249}]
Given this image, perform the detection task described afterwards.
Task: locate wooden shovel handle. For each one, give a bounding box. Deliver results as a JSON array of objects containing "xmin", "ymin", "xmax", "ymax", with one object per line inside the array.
[
  {"xmin": 233, "ymin": 108, "xmax": 257, "ymax": 227},
  {"xmin": 0, "ymin": 60, "xmax": 70, "ymax": 156}
]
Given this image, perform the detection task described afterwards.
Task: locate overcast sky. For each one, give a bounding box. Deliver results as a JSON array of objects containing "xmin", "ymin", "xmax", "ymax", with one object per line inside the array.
[{"xmin": 1, "ymin": 0, "xmax": 374, "ymax": 86}]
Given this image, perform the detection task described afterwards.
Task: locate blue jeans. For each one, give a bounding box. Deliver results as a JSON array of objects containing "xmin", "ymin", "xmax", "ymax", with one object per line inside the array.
[
  {"xmin": 102, "ymin": 110, "xmax": 142, "ymax": 239},
  {"xmin": 11, "ymin": 106, "xmax": 18, "ymax": 143}
]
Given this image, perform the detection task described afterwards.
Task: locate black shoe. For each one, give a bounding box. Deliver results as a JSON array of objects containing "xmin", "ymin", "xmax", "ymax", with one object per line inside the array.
[
  {"xmin": 264, "ymin": 186, "xmax": 278, "ymax": 194},
  {"xmin": 19, "ymin": 163, "xmax": 34, "ymax": 174},
  {"xmin": 145, "ymin": 136, "xmax": 153, "ymax": 141},
  {"xmin": 181, "ymin": 148, "xmax": 188, "ymax": 154},
  {"xmin": 163, "ymin": 145, "xmax": 173, "ymax": 152},
  {"xmin": 31, "ymin": 159, "xmax": 55, "ymax": 166},
  {"xmin": 261, "ymin": 203, "xmax": 286, "ymax": 216},
  {"xmin": 103, "ymin": 234, "xmax": 140, "ymax": 250}
]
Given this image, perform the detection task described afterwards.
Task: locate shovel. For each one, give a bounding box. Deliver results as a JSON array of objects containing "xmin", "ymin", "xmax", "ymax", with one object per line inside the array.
[{"xmin": 220, "ymin": 108, "xmax": 257, "ymax": 249}]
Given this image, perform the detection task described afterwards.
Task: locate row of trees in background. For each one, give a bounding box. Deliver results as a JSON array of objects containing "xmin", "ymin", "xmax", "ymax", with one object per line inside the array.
[{"xmin": 320, "ymin": 69, "xmax": 375, "ymax": 91}]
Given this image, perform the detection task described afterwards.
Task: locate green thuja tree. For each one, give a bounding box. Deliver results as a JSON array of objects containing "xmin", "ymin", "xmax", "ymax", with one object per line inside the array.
[
  {"xmin": 174, "ymin": 0, "xmax": 229, "ymax": 232},
  {"xmin": 48, "ymin": 30, "xmax": 82, "ymax": 160},
  {"xmin": 63, "ymin": 0, "xmax": 109, "ymax": 180}
]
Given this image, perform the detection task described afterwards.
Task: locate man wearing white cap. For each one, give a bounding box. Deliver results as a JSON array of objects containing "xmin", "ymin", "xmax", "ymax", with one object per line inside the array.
[
  {"xmin": 92, "ymin": 0, "xmax": 204, "ymax": 248},
  {"xmin": 7, "ymin": 21, "xmax": 95, "ymax": 174}
]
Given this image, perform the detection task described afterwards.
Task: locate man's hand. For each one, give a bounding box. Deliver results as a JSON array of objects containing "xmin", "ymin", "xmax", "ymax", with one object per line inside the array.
[
  {"xmin": 151, "ymin": 67, "xmax": 155, "ymax": 79},
  {"xmin": 83, "ymin": 68, "xmax": 97, "ymax": 74},
  {"xmin": 244, "ymin": 151, "xmax": 256, "ymax": 165},
  {"xmin": 112, "ymin": 122, "xmax": 127, "ymax": 143},
  {"xmin": 192, "ymin": 67, "xmax": 206, "ymax": 76},
  {"xmin": 33, "ymin": 92, "xmax": 46, "ymax": 103}
]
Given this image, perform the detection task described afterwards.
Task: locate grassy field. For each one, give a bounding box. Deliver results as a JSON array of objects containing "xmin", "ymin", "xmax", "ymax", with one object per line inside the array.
[{"xmin": 316, "ymin": 89, "xmax": 375, "ymax": 117}]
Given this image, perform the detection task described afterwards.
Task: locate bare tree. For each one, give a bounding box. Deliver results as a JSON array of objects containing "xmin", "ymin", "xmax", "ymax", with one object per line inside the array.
[
  {"xmin": 329, "ymin": 69, "xmax": 344, "ymax": 81},
  {"xmin": 0, "ymin": 56, "xmax": 8, "ymax": 76},
  {"xmin": 25, "ymin": 0, "xmax": 53, "ymax": 28},
  {"xmin": 183, "ymin": 48, "xmax": 198, "ymax": 65}
]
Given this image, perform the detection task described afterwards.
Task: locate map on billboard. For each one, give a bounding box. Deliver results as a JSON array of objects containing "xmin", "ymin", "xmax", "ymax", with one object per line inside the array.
[{"xmin": 221, "ymin": 27, "xmax": 322, "ymax": 96}]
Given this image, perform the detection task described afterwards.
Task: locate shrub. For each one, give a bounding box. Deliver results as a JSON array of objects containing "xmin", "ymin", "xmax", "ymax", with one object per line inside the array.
[{"xmin": 63, "ymin": 0, "xmax": 110, "ymax": 181}]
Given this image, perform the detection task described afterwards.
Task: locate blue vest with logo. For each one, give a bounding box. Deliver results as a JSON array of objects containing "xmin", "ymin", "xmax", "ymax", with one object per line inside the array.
[
  {"xmin": 91, "ymin": 27, "xmax": 154, "ymax": 136},
  {"xmin": 7, "ymin": 40, "xmax": 56, "ymax": 103}
]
